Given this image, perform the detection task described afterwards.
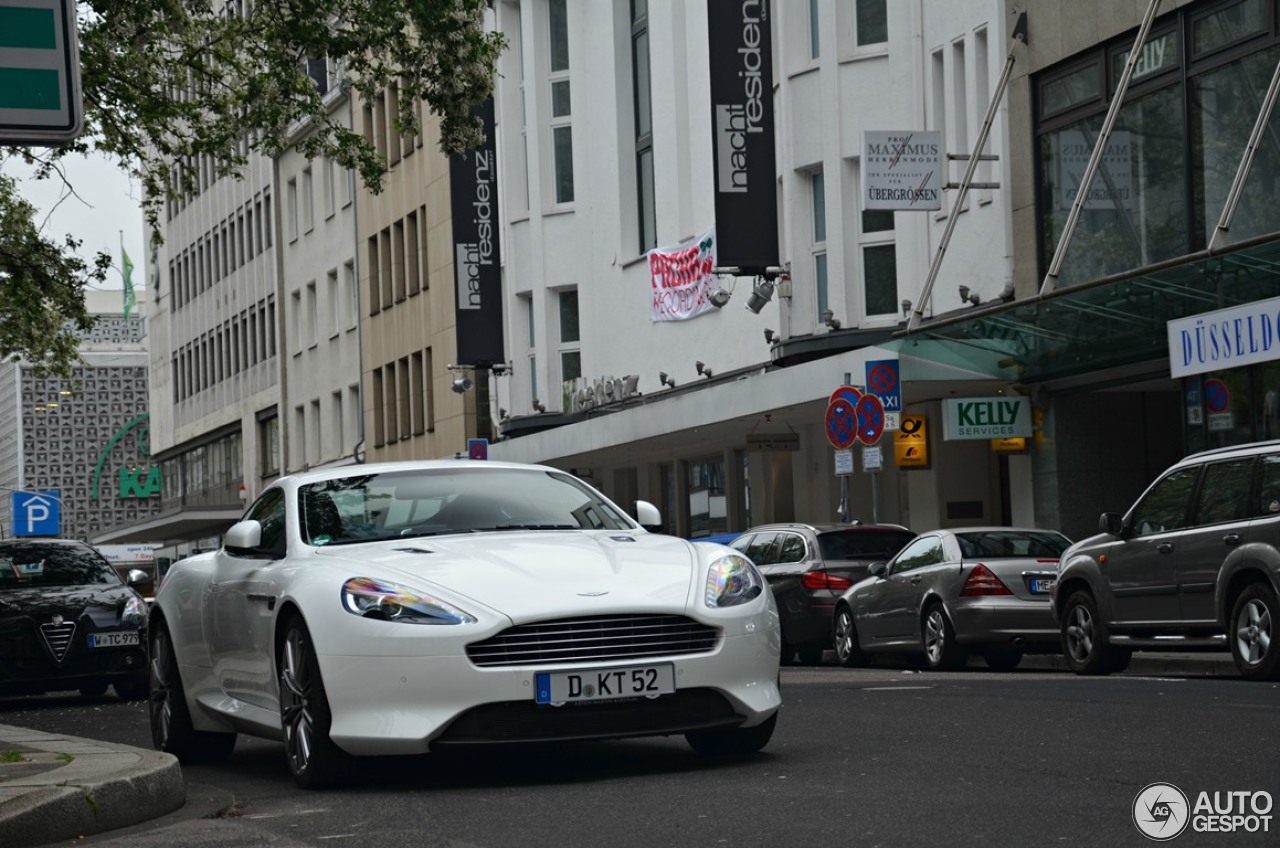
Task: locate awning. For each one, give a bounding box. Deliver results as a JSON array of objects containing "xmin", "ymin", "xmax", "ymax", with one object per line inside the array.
[
  {"xmin": 90, "ymin": 506, "xmax": 243, "ymax": 547},
  {"xmin": 891, "ymin": 235, "xmax": 1280, "ymax": 385}
]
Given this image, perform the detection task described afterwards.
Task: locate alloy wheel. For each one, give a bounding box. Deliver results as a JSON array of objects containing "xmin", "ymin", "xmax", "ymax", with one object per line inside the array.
[
  {"xmin": 1235, "ymin": 597, "xmax": 1272, "ymax": 667},
  {"xmin": 149, "ymin": 629, "xmax": 173, "ymax": 748},
  {"xmin": 924, "ymin": 609, "xmax": 946, "ymax": 665},
  {"xmin": 1065, "ymin": 602, "xmax": 1094, "ymax": 663},
  {"xmin": 280, "ymin": 628, "xmax": 316, "ymax": 777}
]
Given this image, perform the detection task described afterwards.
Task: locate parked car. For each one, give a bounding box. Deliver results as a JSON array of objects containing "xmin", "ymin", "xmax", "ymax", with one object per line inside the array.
[
  {"xmin": 833, "ymin": 527, "xmax": 1072, "ymax": 672},
  {"xmin": 149, "ymin": 460, "xmax": 782, "ymax": 788},
  {"xmin": 730, "ymin": 522, "xmax": 916, "ymax": 665},
  {"xmin": 1053, "ymin": 440, "xmax": 1280, "ymax": 680},
  {"xmin": 0, "ymin": 538, "xmax": 150, "ymax": 700}
]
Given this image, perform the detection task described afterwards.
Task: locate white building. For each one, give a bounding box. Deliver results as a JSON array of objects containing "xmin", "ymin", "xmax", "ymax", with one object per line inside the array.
[
  {"xmin": 97, "ymin": 65, "xmax": 361, "ymax": 561},
  {"xmin": 486, "ymin": 0, "xmax": 1023, "ymax": 535}
]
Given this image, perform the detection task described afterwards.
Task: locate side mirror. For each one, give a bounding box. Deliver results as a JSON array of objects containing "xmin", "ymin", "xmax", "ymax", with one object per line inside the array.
[
  {"xmin": 635, "ymin": 500, "xmax": 662, "ymax": 531},
  {"xmin": 869, "ymin": 561, "xmax": 888, "ymax": 578},
  {"xmin": 224, "ymin": 519, "xmax": 264, "ymax": 554},
  {"xmin": 126, "ymin": 568, "xmax": 149, "ymax": 586},
  {"xmin": 1099, "ymin": 512, "xmax": 1124, "ymax": 536}
]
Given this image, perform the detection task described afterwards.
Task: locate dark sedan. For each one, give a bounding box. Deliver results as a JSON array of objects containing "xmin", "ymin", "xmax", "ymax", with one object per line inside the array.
[
  {"xmin": 731, "ymin": 523, "xmax": 916, "ymax": 664},
  {"xmin": 0, "ymin": 539, "xmax": 150, "ymax": 700}
]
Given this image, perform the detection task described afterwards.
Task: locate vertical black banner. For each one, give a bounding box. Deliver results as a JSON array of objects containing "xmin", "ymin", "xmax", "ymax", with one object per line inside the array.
[
  {"xmin": 450, "ymin": 97, "xmax": 504, "ymax": 366},
  {"xmin": 707, "ymin": 0, "xmax": 779, "ymax": 272}
]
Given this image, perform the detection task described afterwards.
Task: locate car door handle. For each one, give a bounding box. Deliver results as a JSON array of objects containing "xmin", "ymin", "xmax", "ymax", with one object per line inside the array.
[
  {"xmin": 1157, "ymin": 542, "xmax": 1175, "ymax": 554},
  {"xmin": 1223, "ymin": 534, "xmax": 1242, "ymax": 546},
  {"xmin": 910, "ymin": 576, "xmax": 922, "ymax": 585}
]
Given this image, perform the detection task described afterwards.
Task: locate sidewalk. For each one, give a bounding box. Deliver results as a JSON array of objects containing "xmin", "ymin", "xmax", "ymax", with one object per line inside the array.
[
  {"xmin": 0, "ymin": 651, "xmax": 1240, "ymax": 847},
  {"xmin": 0, "ymin": 723, "xmax": 185, "ymax": 848}
]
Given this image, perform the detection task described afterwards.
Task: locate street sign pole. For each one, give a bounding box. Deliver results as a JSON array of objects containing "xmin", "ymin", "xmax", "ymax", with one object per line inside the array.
[{"xmin": 0, "ymin": 0, "xmax": 83, "ymax": 145}]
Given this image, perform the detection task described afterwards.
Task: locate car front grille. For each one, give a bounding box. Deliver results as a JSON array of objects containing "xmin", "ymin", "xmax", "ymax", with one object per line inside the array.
[
  {"xmin": 466, "ymin": 614, "xmax": 720, "ymax": 667},
  {"xmin": 40, "ymin": 622, "xmax": 76, "ymax": 662}
]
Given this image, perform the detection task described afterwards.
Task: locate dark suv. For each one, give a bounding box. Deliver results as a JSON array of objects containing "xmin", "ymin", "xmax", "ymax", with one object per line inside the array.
[
  {"xmin": 731, "ymin": 522, "xmax": 915, "ymax": 664},
  {"xmin": 1053, "ymin": 440, "xmax": 1280, "ymax": 680}
]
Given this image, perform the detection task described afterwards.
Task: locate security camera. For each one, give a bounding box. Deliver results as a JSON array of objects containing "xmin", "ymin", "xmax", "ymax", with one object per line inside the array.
[{"xmin": 451, "ymin": 376, "xmax": 473, "ymax": 394}]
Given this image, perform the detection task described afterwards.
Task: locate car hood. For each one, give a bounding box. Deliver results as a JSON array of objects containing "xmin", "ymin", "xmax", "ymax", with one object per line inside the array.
[
  {"xmin": 0, "ymin": 583, "xmax": 137, "ymax": 623},
  {"xmin": 314, "ymin": 531, "xmax": 703, "ymax": 618}
]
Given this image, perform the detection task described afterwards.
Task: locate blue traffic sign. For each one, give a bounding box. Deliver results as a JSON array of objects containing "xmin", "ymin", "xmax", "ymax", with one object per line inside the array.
[
  {"xmin": 865, "ymin": 359, "xmax": 901, "ymax": 413},
  {"xmin": 467, "ymin": 438, "xmax": 489, "ymax": 460},
  {"xmin": 11, "ymin": 490, "xmax": 61, "ymax": 536}
]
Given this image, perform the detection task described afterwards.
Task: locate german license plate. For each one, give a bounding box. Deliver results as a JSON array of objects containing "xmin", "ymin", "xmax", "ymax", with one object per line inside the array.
[
  {"xmin": 87, "ymin": 631, "xmax": 139, "ymax": 648},
  {"xmin": 1029, "ymin": 578, "xmax": 1055, "ymax": 594},
  {"xmin": 535, "ymin": 664, "xmax": 675, "ymax": 704}
]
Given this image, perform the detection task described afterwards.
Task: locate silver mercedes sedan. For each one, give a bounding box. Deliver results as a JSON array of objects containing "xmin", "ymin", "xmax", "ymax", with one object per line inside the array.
[{"xmin": 833, "ymin": 527, "xmax": 1071, "ymax": 672}]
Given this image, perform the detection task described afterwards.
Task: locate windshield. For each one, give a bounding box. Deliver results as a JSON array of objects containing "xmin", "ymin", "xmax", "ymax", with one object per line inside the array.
[
  {"xmin": 817, "ymin": 529, "xmax": 917, "ymax": 561},
  {"xmin": 0, "ymin": 542, "xmax": 121, "ymax": 588},
  {"xmin": 298, "ymin": 467, "xmax": 638, "ymax": 545},
  {"xmin": 956, "ymin": 530, "xmax": 1070, "ymax": 559}
]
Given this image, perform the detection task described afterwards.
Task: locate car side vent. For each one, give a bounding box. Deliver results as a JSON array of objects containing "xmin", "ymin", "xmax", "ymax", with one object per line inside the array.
[
  {"xmin": 467, "ymin": 614, "xmax": 719, "ymax": 667},
  {"xmin": 40, "ymin": 622, "xmax": 76, "ymax": 662}
]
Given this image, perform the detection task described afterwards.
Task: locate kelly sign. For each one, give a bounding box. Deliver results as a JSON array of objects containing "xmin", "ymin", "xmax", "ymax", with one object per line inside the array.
[{"xmin": 944, "ymin": 397, "xmax": 1031, "ymax": 440}]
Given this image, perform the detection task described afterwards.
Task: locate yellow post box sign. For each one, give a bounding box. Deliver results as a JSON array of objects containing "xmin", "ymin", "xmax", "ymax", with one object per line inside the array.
[{"xmin": 894, "ymin": 414, "xmax": 929, "ymax": 468}]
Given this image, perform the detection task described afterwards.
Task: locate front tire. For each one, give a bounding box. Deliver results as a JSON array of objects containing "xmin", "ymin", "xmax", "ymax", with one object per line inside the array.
[
  {"xmin": 1060, "ymin": 590, "xmax": 1126, "ymax": 676},
  {"xmin": 280, "ymin": 614, "xmax": 350, "ymax": 789},
  {"xmin": 922, "ymin": 603, "xmax": 967, "ymax": 671},
  {"xmin": 686, "ymin": 712, "xmax": 777, "ymax": 756},
  {"xmin": 834, "ymin": 604, "xmax": 871, "ymax": 668},
  {"xmin": 1230, "ymin": 583, "xmax": 1280, "ymax": 681},
  {"xmin": 150, "ymin": 620, "xmax": 236, "ymax": 762}
]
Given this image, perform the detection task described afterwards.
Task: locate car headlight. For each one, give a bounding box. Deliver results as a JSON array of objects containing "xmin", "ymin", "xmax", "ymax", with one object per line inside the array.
[
  {"xmin": 122, "ymin": 596, "xmax": 147, "ymax": 626},
  {"xmin": 341, "ymin": 577, "xmax": 477, "ymax": 625},
  {"xmin": 704, "ymin": 554, "xmax": 765, "ymax": 608}
]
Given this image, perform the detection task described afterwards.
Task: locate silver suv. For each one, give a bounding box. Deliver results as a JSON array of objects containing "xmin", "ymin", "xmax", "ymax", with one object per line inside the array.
[{"xmin": 1052, "ymin": 440, "xmax": 1280, "ymax": 680}]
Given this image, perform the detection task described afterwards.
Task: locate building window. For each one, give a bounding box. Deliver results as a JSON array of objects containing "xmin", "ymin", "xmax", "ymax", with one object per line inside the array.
[
  {"xmin": 302, "ymin": 166, "xmax": 314, "ymax": 234},
  {"xmin": 558, "ymin": 289, "xmax": 580, "ymax": 409},
  {"xmin": 293, "ymin": 404, "xmax": 306, "ymax": 470},
  {"xmin": 548, "ymin": 0, "xmax": 574, "ymax": 204},
  {"xmin": 811, "ymin": 171, "xmax": 827, "ymax": 322},
  {"xmin": 809, "ymin": 0, "xmax": 821, "ymax": 60},
  {"xmin": 632, "ymin": 0, "xmax": 656, "ymax": 253},
  {"xmin": 305, "ymin": 280, "xmax": 318, "ymax": 349},
  {"xmin": 855, "ymin": 0, "xmax": 888, "ymax": 48},
  {"xmin": 286, "ymin": 177, "xmax": 298, "ymax": 242},
  {"xmin": 860, "ymin": 208, "xmax": 898, "ymax": 317}
]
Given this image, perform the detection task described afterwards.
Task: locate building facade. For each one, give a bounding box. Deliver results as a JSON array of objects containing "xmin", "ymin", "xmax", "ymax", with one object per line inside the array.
[
  {"xmin": 485, "ymin": 0, "xmax": 1028, "ymax": 538},
  {"xmin": 1, "ymin": 289, "xmax": 159, "ymax": 543}
]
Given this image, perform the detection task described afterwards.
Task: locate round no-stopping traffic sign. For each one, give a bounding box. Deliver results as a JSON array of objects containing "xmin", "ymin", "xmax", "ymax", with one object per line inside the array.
[
  {"xmin": 825, "ymin": 398, "xmax": 858, "ymax": 449},
  {"xmin": 855, "ymin": 393, "xmax": 885, "ymax": 445}
]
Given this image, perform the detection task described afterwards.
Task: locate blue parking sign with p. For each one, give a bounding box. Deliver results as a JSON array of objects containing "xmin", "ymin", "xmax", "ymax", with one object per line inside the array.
[
  {"xmin": 865, "ymin": 360, "xmax": 902, "ymax": 413},
  {"xmin": 11, "ymin": 491, "xmax": 61, "ymax": 537}
]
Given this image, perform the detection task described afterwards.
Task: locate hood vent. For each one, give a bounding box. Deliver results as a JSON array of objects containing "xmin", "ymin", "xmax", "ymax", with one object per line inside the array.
[{"xmin": 40, "ymin": 621, "xmax": 76, "ymax": 662}]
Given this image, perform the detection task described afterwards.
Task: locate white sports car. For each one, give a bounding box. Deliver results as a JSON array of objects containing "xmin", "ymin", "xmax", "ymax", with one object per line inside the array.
[{"xmin": 148, "ymin": 460, "xmax": 781, "ymax": 787}]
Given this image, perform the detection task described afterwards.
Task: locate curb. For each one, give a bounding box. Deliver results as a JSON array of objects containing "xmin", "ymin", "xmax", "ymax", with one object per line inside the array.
[
  {"xmin": 1020, "ymin": 652, "xmax": 1237, "ymax": 677},
  {"xmin": 0, "ymin": 724, "xmax": 186, "ymax": 848}
]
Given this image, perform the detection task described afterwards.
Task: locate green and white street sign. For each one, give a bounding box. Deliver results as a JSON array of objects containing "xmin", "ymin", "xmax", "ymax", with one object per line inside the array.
[
  {"xmin": 943, "ymin": 396, "xmax": 1032, "ymax": 440},
  {"xmin": 0, "ymin": 0, "xmax": 82, "ymax": 145}
]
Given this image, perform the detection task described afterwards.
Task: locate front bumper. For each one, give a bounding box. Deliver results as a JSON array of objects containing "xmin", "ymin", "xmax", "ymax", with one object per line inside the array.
[{"xmin": 319, "ymin": 615, "xmax": 782, "ymax": 756}]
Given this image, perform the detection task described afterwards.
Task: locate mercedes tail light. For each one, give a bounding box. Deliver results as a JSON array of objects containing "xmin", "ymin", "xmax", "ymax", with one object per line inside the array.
[{"xmin": 959, "ymin": 563, "xmax": 1013, "ymax": 597}]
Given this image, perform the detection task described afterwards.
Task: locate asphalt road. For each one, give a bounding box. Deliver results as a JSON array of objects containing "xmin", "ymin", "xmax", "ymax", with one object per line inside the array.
[{"xmin": 4, "ymin": 664, "xmax": 1279, "ymax": 848}]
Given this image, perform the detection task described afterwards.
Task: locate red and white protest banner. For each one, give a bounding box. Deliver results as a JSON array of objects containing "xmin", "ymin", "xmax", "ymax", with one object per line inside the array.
[{"xmin": 648, "ymin": 229, "xmax": 718, "ymax": 322}]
